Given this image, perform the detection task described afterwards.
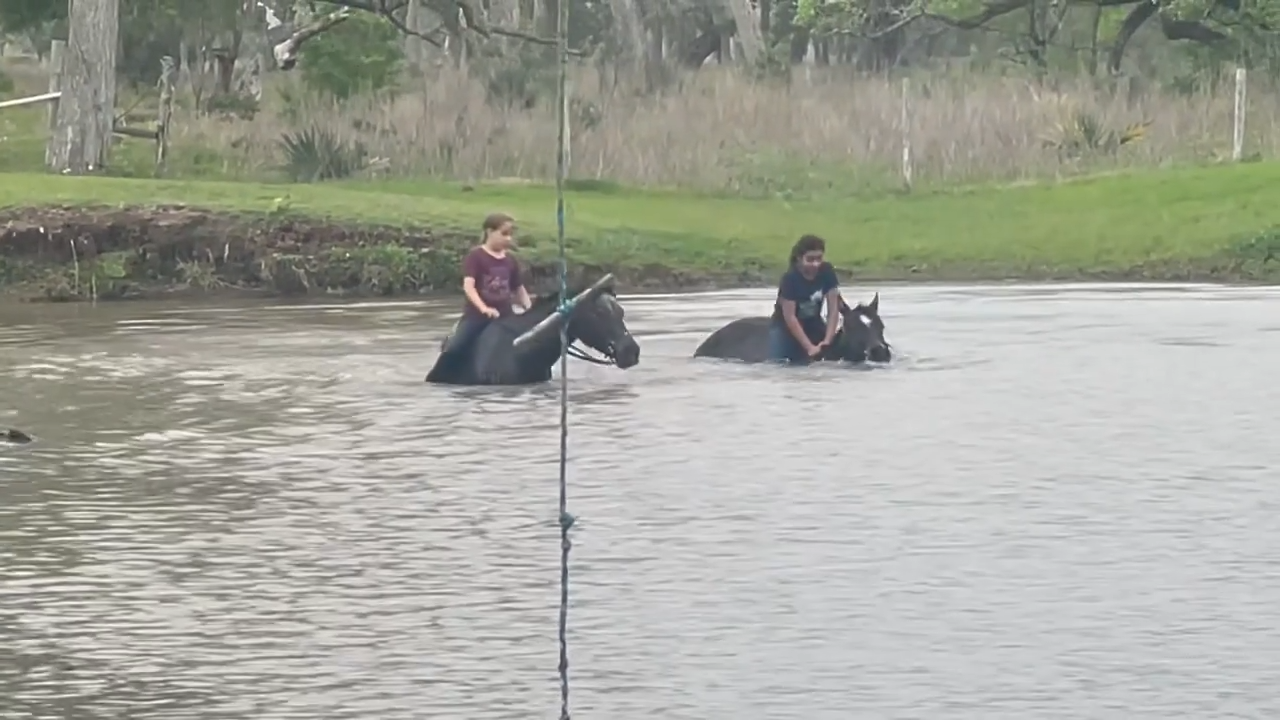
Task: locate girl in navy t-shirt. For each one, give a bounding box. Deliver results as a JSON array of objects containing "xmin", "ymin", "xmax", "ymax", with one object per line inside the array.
[{"xmin": 769, "ymin": 234, "xmax": 840, "ymax": 363}]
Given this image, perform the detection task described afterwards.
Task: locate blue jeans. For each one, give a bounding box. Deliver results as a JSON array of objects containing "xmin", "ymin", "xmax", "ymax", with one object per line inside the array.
[
  {"xmin": 768, "ymin": 322, "xmax": 799, "ymax": 363},
  {"xmin": 762, "ymin": 320, "xmax": 814, "ymax": 361},
  {"xmin": 762, "ymin": 319, "xmax": 824, "ymax": 361},
  {"xmin": 441, "ymin": 315, "xmax": 491, "ymax": 357}
]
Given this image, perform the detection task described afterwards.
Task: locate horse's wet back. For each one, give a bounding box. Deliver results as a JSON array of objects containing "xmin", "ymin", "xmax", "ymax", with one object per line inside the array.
[{"xmin": 3, "ymin": 284, "xmax": 1280, "ymax": 719}]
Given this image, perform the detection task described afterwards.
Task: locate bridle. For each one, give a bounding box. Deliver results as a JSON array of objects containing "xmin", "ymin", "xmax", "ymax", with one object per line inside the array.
[
  {"xmin": 549, "ymin": 293, "xmax": 624, "ymax": 366},
  {"xmin": 565, "ymin": 343, "xmax": 616, "ymax": 366}
]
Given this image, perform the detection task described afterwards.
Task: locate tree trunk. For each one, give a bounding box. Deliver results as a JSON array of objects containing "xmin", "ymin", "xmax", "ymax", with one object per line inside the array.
[
  {"xmin": 538, "ymin": 0, "xmax": 559, "ymax": 44},
  {"xmin": 232, "ymin": 0, "xmax": 268, "ymax": 100},
  {"xmin": 1087, "ymin": 2, "xmax": 1102, "ymax": 76},
  {"xmin": 48, "ymin": 0, "xmax": 120, "ymax": 174},
  {"xmin": 519, "ymin": 0, "xmax": 538, "ymax": 27},
  {"xmin": 177, "ymin": 38, "xmax": 191, "ymax": 91},
  {"xmin": 723, "ymin": 0, "xmax": 762, "ymax": 64},
  {"xmin": 608, "ymin": 0, "xmax": 646, "ymax": 82},
  {"xmin": 405, "ymin": 0, "xmax": 431, "ymax": 67}
]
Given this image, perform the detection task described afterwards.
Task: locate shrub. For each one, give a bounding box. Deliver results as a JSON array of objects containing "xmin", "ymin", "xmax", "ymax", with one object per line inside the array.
[{"xmin": 299, "ymin": 10, "xmax": 403, "ymax": 100}]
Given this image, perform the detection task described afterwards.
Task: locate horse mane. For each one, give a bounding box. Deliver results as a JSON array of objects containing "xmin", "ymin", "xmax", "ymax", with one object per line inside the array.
[
  {"xmin": 530, "ymin": 290, "xmax": 569, "ymax": 310},
  {"xmin": 530, "ymin": 282, "xmax": 615, "ymax": 310}
]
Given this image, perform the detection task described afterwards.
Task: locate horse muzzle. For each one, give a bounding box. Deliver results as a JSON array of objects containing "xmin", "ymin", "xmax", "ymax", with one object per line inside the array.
[
  {"xmin": 868, "ymin": 343, "xmax": 892, "ymax": 363},
  {"xmin": 614, "ymin": 336, "xmax": 641, "ymax": 369}
]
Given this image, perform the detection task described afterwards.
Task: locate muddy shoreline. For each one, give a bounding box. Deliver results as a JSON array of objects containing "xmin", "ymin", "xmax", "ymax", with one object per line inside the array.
[
  {"xmin": 0, "ymin": 205, "xmax": 758, "ymax": 302},
  {"xmin": 2, "ymin": 206, "xmax": 1277, "ymax": 303}
]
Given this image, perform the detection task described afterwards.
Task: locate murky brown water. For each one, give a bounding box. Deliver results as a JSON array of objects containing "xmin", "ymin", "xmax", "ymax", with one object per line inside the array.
[{"xmin": 3, "ymin": 283, "xmax": 1280, "ymax": 719}]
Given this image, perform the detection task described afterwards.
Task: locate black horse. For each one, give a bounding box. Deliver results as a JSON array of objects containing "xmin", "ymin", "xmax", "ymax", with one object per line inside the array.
[
  {"xmin": 425, "ymin": 275, "xmax": 641, "ymax": 385},
  {"xmin": 693, "ymin": 293, "xmax": 891, "ymax": 364},
  {"xmin": 4, "ymin": 429, "xmax": 32, "ymax": 444}
]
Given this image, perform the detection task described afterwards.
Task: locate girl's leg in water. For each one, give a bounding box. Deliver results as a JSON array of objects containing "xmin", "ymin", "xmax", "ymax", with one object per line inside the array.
[{"xmin": 767, "ymin": 322, "xmax": 799, "ymax": 363}]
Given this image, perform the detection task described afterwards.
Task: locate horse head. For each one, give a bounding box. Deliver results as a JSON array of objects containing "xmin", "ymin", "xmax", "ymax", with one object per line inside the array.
[
  {"xmin": 4, "ymin": 429, "xmax": 32, "ymax": 444},
  {"xmin": 837, "ymin": 293, "xmax": 891, "ymax": 363},
  {"xmin": 511, "ymin": 274, "xmax": 641, "ymax": 369}
]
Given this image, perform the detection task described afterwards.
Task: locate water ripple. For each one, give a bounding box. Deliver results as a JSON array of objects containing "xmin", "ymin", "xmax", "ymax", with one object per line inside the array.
[{"xmin": 2, "ymin": 285, "xmax": 1279, "ymax": 719}]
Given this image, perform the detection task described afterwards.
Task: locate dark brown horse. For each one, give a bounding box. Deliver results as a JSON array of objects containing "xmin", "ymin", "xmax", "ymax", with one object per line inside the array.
[
  {"xmin": 425, "ymin": 274, "xmax": 641, "ymax": 385},
  {"xmin": 693, "ymin": 293, "xmax": 891, "ymax": 364}
]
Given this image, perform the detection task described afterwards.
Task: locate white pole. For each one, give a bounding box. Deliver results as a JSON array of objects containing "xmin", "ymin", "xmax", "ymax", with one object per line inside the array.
[
  {"xmin": 1233, "ymin": 67, "xmax": 1246, "ymax": 161},
  {"xmin": 563, "ymin": 80, "xmax": 572, "ymax": 177},
  {"xmin": 901, "ymin": 77, "xmax": 913, "ymax": 191}
]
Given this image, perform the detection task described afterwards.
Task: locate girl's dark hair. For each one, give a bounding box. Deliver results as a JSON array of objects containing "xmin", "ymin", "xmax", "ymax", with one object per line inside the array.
[{"xmin": 788, "ymin": 234, "xmax": 826, "ymax": 265}]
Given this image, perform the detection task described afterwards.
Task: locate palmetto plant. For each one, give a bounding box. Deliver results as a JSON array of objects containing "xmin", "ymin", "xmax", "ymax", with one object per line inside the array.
[
  {"xmin": 1043, "ymin": 110, "xmax": 1152, "ymax": 159},
  {"xmin": 279, "ymin": 125, "xmax": 367, "ymax": 182}
]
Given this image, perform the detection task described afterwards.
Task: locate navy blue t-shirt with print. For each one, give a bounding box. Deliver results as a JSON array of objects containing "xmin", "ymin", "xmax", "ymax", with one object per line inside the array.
[{"xmin": 771, "ymin": 262, "xmax": 839, "ymax": 335}]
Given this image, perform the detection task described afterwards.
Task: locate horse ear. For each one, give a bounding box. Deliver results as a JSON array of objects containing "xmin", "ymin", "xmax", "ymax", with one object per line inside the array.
[
  {"xmin": 868, "ymin": 293, "xmax": 879, "ymax": 312},
  {"xmin": 582, "ymin": 274, "xmax": 614, "ymax": 305}
]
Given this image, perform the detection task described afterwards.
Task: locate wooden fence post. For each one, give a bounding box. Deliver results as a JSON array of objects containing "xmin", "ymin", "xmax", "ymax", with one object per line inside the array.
[
  {"xmin": 156, "ymin": 55, "xmax": 175, "ymax": 174},
  {"xmin": 44, "ymin": 39, "xmax": 66, "ymax": 168}
]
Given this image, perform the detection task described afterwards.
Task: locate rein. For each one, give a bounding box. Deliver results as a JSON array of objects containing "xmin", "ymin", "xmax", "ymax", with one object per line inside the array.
[
  {"xmin": 565, "ymin": 344, "xmax": 615, "ymax": 365},
  {"xmin": 522, "ymin": 295, "xmax": 619, "ymax": 367}
]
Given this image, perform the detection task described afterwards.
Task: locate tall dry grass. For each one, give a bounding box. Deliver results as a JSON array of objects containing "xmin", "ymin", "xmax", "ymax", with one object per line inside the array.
[
  {"xmin": 10, "ymin": 52, "xmax": 1280, "ymax": 193},
  {"xmin": 182, "ymin": 64, "xmax": 1280, "ymax": 193}
]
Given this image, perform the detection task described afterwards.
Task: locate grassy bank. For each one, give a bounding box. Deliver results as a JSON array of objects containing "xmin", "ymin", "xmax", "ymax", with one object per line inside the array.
[{"xmin": 1, "ymin": 162, "xmax": 1279, "ymax": 301}]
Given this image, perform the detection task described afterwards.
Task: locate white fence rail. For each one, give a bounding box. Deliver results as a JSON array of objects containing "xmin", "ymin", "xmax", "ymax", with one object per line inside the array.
[{"xmin": 0, "ymin": 91, "xmax": 62, "ymax": 110}]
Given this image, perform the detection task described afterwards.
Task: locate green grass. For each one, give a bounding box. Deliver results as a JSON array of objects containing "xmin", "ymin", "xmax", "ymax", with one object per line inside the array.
[{"xmin": 1, "ymin": 160, "xmax": 1279, "ymax": 283}]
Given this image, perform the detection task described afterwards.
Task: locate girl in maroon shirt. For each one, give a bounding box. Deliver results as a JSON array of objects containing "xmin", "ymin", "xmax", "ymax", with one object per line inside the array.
[{"xmin": 440, "ymin": 212, "xmax": 531, "ymax": 359}]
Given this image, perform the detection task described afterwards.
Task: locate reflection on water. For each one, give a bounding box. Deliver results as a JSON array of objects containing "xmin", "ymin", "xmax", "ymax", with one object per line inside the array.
[{"xmin": 3, "ymin": 284, "xmax": 1280, "ymax": 719}]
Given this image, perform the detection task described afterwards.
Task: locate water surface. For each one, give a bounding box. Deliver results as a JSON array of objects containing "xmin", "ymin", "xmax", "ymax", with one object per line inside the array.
[{"xmin": 2, "ymin": 283, "xmax": 1278, "ymax": 719}]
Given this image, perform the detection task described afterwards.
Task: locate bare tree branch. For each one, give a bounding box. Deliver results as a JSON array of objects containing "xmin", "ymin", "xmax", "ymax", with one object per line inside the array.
[
  {"xmin": 854, "ymin": 0, "xmax": 1171, "ymax": 41},
  {"xmin": 273, "ymin": 9, "xmax": 355, "ymax": 69},
  {"xmin": 1107, "ymin": 0, "xmax": 1231, "ymax": 72},
  {"xmin": 820, "ymin": 0, "xmax": 1032, "ymax": 40},
  {"xmin": 379, "ymin": 6, "xmax": 448, "ymax": 46},
  {"xmin": 926, "ymin": 0, "xmax": 1033, "ymax": 29},
  {"xmin": 320, "ymin": 0, "xmax": 585, "ymax": 54},
  {"xmin": 1159, "ymin": 15, "xmax": 1228, "ymax": 43}
]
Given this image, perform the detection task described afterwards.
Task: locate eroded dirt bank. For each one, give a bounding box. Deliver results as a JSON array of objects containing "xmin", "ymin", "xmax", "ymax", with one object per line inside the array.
[
  {"xmin": 0, "ymin": 205, "xmax": 738, "ymax": 302},
  {"xmin": 2, "ymin": 206, "xmax": 1279, "ymax": 302}
]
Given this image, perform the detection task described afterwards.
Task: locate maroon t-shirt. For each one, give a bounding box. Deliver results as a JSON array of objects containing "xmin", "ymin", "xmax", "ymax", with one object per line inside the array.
[{"xmin": 462, "ymin": 246, "xmax": 523, "ymax": 319}]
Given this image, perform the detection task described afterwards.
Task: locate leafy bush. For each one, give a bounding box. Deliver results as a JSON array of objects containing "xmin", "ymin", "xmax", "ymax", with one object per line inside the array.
[
  {"xmin": 275, "ymin": 81, "xmax": 309, "ymax": 124},
  {"xmin": 1231, "ymin": 227, "xmax": 1280, "ymax": 263},
  {"xmin": 279, "ymin": 125, "xmax": 367, "ymax": 182},
  {"xmin": 204, "ymin": 93, "xmax": 260, "ymax": 120},
  {"xmin": 299, "ymin": 11, "xmax": 403, "ymax": 99},
  {"xmin": 481, "ymin": 44, "xmax": 557, "ymax": 109}
]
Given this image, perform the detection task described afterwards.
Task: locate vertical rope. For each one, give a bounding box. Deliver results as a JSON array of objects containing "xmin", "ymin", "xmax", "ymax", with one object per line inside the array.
[{"xmin": 553, "ymin": 0, "xmax": 573, "ymax": 716}]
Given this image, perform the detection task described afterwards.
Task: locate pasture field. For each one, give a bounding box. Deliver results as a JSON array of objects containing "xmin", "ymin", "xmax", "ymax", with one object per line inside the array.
[{"xmin": 0, "ymin": 162, "xmax": 1278, "ymax": 301}]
